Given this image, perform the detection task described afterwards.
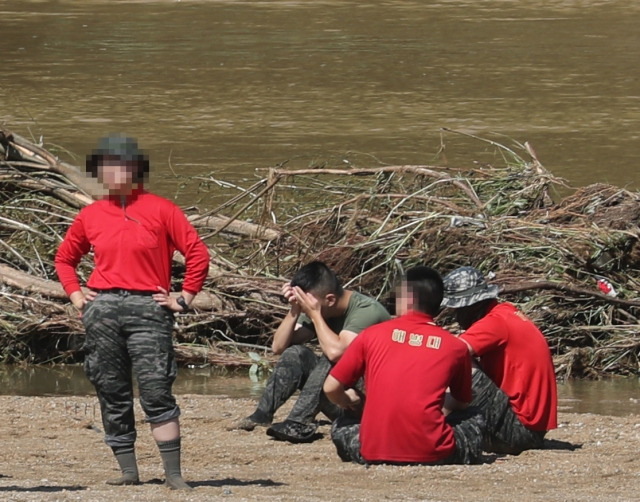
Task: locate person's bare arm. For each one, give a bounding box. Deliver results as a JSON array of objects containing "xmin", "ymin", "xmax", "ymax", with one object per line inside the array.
[
  {"xmin": 272, "ymin": 311, "xmax": 315, "ymax": 354},
  {"xmin": 152, "ymin": 287, "xmax": 197, "ymax": 313},
  {"xmin": 314, "ymin": 321, "xmax": 357, "ymax": 362},
  {"xmin": 323, "ymin": 375, "xmax": 362, "ymax": 411},
  {"xmin": 291, "ymin": 287, "xmax": 356, "ymax": 362},
  {"xmin": 271, "ymin": 282, "xmax": 315, "ymax": 354}
]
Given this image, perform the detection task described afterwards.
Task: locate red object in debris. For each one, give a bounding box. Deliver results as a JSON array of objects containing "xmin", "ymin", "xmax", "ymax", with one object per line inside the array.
[{"xmin": 596, "ymin": 278, "xmax": 617, "ymax": 297}]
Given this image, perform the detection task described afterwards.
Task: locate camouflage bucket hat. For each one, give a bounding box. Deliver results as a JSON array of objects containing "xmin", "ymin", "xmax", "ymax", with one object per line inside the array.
[
  {"xmin": 441, "ymin": 266, "xmax": 499, "ymax": 308},
  {"xmin": 86, "ymin": 134, "xmax": 148, "ymax": 178}
]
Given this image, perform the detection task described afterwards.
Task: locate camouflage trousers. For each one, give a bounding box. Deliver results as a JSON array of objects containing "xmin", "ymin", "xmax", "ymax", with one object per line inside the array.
[
  {"xmin": 330, "ymin": 407, "xmax": 486, "ymax": 465},
  {"xmin": 82, "ymin": 291, "xmax": 180, "ymax": 448},
  {"xmin": 470, "ymin": 368, "xmax": 546, "ymax": 454},
  {"xmin": 251, "ymin": 345, "xmax": 341, "ymax": 425}
]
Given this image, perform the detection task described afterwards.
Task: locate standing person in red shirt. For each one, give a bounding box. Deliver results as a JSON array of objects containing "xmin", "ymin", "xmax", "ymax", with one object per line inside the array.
[
  {"xmin": 441, "ymin": 266, "xmax": 558, "ymax": 455},
  {"xmin": 55, "ymin": 134, "xmax": 210, "ymax": 490},
  {"xmin": 323, "ymin": 266, "xmax": 485, "ymax": 465}
]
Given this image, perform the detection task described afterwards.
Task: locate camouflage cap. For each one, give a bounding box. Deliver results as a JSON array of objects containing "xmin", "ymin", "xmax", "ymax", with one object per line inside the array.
[
  {"xmin": 441, "ymin": 266, "xmax": 499, "ymax": 308},
  {"xmin": 85, "ymin": 133, "xmax": 149, "ymax": 180}
]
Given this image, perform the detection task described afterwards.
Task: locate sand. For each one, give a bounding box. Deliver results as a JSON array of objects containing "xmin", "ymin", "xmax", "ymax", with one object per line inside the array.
[{"xmin": 0, "ymin": 394, "xmax": 638, "ymax": 502}]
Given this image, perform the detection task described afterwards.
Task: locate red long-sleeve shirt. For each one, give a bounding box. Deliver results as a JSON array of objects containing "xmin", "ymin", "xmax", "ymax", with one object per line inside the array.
[
  {"xmin": 55, "ymin": 188, "xmax": 210, "ymax": 296},
  {"xmin": 460, "ymin": 302, "xmax": 558, "ymax": 432}
]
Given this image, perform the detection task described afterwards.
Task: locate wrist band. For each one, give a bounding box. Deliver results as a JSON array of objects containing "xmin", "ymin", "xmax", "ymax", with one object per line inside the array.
[{"xmin": 176, "ymin": 296, "xmax": 189, "ymax": 312}]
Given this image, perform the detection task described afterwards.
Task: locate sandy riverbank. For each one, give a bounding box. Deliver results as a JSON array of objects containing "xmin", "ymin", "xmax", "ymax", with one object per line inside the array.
[{"xmin": 0, "ymin": 395, "xmax": 638, "ymax": 501}]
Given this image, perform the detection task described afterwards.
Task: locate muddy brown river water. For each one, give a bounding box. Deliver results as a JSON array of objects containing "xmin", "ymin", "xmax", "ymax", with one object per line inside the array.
[
  {"xmin": 1, "ymin": 1, "xmax": 638, "ymax": 412},
  {"xmin": 2, "ymin": 0, "xmax": 639, "ymax": 205},
  {"xmin": 0, "ymin": 365, "xmax": 638, "ymax": 417}
]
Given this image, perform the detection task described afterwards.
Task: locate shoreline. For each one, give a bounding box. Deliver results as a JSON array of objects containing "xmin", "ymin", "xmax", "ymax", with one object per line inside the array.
[{"xmin": 2, "ymin": 364, "xmax": 639, "ymax": 417}]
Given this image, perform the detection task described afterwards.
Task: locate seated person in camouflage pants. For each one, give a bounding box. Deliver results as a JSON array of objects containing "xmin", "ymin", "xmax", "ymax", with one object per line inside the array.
[
  {"xmin": 441, "ymin": 266, "xmax": 558, "ymax": 454},
  {"xmin": 324, "ymin": 266, "xmax": 485, "ymax": 465},
  {"xmin": 230, "ymin": 261, "xmax": 390, "ymax": 443}
]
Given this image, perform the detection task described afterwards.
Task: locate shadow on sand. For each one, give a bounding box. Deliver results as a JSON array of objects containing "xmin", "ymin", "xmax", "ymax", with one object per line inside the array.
[
  {"xmin": 0, "ymin": 484, "xmax": 85, "ymax": 493},
  {"xmin": 143, "ymin": 476, "xmax": 286, "ymax": 489},
  {"xmin": 543, "ymin": 438, "xmax": 582, "ymax": 451}
]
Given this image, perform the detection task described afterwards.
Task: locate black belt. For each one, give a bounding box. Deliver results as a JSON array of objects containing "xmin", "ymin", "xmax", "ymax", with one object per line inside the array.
[{"xmin": 94, "ymin": 288, "xmax": 156, "ymax": 296}]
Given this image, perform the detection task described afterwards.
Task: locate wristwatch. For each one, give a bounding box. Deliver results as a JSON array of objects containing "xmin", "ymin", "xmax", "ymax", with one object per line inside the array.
[{"xmin": 176, "ymin": 296, "xmax": 189, "ymax": 312}]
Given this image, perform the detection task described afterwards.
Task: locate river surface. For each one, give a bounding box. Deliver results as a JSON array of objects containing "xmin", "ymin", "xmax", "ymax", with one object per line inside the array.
[
  {"xmin": 1, "ymin": 0, "xmax": 639, "ymax": 205},
  {"xmin": 1, "ymin": 1, "xmax": 639, "ymax": 411},
  {"xmin": 0, "ymin": 365, "xmax": 637, "ymax": 417}
]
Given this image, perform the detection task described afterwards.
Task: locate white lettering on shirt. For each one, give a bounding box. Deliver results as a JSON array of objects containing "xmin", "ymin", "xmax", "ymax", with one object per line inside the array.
[
  {"xmin": 391, "ymin": 329, "xmax": 406, "ymax": 343},
  {"xmin": 409, "ymin": 333, "xmax": 423, "ymax": 347},
  {"xmin": 426, "ymin": 336, "xmax": 442, "ymax": 350}
]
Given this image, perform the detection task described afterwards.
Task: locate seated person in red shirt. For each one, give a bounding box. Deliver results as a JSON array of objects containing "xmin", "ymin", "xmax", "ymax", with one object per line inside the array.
[
  {"xmin": 323, "ymin": 266, "xmax": 485, "ymax": 465},
  {"xmin": 441, "ymin": 266, "xmax": 558, "ymax": 455}
]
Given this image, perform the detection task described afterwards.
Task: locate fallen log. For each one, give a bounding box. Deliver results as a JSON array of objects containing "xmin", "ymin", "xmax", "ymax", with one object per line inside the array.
[
  {"xmin": 189, "ymin": 214, "xmax": 281, "ymax": 241},
  {"xmin": 1, "ymin": 126, "xmax": 103, "ymax": 203}
]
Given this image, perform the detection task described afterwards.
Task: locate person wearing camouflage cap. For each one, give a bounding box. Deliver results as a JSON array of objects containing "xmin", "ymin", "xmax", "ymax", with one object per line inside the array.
[
  {"xmin": 442, "ymin": 266, "xmax": 557, "ymax": 454},
  {"xmin": 55, "ymin": 134, "xmax": 210, "ymax": 490}
]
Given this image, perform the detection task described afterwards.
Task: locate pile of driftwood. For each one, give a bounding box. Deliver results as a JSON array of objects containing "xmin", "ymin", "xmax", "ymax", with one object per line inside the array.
[{"xmin": 0, "ymin": 126, "xmax": 638, "ymax": 378}]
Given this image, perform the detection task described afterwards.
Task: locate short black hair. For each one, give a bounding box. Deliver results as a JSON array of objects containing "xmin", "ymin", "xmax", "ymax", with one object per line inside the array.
[
  {"xmin": 290, "ymin": 261, "xmax": 343, "ymax": 297},
  {"xmin": 403, "ymin": 266, "xmax": 444, "ymax": 316}
]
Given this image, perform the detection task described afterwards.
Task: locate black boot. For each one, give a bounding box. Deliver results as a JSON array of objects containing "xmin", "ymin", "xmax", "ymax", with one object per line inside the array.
[{"xmin": 267, "ymin": 420, "xmax": 319, "ymax": 443}]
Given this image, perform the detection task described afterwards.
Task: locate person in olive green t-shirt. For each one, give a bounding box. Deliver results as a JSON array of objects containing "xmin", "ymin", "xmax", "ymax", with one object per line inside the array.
[{"xmin": 229, "ymin": 261, "xmax": 390, "ymax": 443}]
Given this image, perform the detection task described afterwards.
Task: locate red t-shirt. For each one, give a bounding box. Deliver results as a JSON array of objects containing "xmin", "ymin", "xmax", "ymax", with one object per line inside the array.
[
  {"xmin": 330, "ymin": 311, "xmax": 472, "ymax": 464},
  {"xmin": 55, "ymin": 189, "xmax": 210, "ymax": 296},
  {"xmin": 460, "ymin": 302, "xmax": 557, "ymax": 431}
]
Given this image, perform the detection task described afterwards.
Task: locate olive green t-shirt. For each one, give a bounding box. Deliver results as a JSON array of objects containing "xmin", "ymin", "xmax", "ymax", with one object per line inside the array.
[{"xmin": 299, "ymin": 291, "xmax": 390, "ymax": 336}]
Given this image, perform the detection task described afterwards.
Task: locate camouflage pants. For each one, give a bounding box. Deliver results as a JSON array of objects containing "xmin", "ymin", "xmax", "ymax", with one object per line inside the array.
[
  {"xmin": 251, "ymin": 345, "xmax": 341, "ymax": 424},
  {"xmin": 471, "ymin": 369, "xmax": 546, "ymax": 454},
  {"xmin": 82, "ymin": 291, "xmax": 180, "ymax": 448},
  {"xmin": 330, "ymin": 407, "xmax": 486, "ymax": 465}
]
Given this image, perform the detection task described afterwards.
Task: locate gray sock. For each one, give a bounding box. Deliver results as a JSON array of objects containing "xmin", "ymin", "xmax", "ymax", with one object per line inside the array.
[
  {"xmin": 107, "ymin": 445, "xmax": 139, "ymax": 485},
  {"xmin": 157, "ymin": 438, "xmax": 192, "ymax": 490}
]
